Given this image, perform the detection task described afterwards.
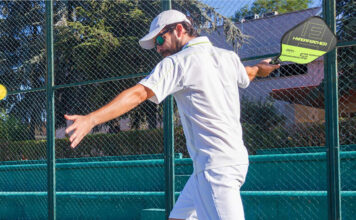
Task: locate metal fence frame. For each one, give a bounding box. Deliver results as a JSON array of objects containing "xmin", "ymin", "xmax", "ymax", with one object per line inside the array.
[{"xmin": 13, "ymin": 0, "xmax": 351, "ymax": 219}]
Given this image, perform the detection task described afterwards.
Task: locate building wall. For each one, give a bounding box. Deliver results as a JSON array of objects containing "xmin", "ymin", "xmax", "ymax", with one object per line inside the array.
[
  {"xmin": 239, "ymin": 59, "xmax": 324, "ymax": 124},
  {"xmin": 294, "ymin": 104, "xmax": 325, "ymax": 123}
]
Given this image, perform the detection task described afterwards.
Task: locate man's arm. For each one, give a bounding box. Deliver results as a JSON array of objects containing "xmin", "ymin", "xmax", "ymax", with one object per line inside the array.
[
  {"xmin": 245, "ymin": 58, "xmax": 280, "ymax": 81},
  {"xmin": 65, "ymin": 84, "xmax": 154, "ymax": 148}
]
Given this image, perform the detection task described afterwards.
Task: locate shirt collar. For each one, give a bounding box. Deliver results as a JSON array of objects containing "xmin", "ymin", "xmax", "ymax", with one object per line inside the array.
[{"xmin": 182, "ymin": 36, "xmax": 212, "ymax": 50}]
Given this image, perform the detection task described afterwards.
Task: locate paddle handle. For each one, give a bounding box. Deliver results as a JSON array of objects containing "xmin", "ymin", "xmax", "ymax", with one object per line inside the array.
[{"xmin": 269, "ymin": 57, "xmax": 281, "ymax": 65}]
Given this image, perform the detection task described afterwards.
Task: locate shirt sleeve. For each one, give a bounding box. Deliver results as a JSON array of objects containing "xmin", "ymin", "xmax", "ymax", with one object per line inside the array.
[
  {"xmin": 139, "ymin": 57, "xmax": 184, "ymax": 104},
  {"xmin": 232, "ymin": 52, "xmax": 250, "ymax": 88}
]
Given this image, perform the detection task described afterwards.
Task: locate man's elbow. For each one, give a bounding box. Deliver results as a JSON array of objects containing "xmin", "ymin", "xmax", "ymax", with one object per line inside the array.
[{"xmin": 135, "ymin": 84, "xmax": 155, "ymax": 104}]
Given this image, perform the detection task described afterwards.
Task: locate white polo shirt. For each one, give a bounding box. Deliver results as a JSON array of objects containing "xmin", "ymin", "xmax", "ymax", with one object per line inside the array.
[{"xmin": 139, "ymin": 36, "xmax": 250, "ymax": 173}]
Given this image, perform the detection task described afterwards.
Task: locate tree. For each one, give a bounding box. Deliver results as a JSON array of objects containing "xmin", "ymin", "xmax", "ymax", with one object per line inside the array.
[
  {"xmin": 240, "ymin": 96, "xmax": 287, "ymax": 154},
  {"xmin": 53, "ymin": 0, "xmax": 162, "ymax": 131},
  {"xmin": 53, "ymin": 0, "xmax": 248, "ymax": 131},
  {"xmin": 0, "ymin": 108, "xmax": 32, "ymax": 141},
  {"xmin": 336, "ymin": 0, "xmax": 355, "ymax": 97},
  {"xmin": 240, "ymin": 96, "xmax": 286, "ymax": 131},
  {"xmin": 0, "ymin": 1, "xmax": 46, "ymax": 140},
  {"xmin": 234, "ymin": 0, "xmax": 312, "ymax": 21},
  {"xmin": 311, "ymin": 0, "xmax": 355, "ymax": 107}
]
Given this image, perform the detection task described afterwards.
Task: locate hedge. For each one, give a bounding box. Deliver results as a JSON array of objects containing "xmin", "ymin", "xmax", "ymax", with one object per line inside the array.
[
  {"xmin": 244, "ymin": 117, "xmax": 356, "ymax": 154},
  {"xmin": 0, "ymin": 117, "xmax": 355, "ymax": 161}
]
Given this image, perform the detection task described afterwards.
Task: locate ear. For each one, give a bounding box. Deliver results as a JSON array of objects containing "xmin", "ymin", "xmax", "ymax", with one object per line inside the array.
[{"xmin": 175, "ymin": 23, "xmax": 184, "ymax": 38}]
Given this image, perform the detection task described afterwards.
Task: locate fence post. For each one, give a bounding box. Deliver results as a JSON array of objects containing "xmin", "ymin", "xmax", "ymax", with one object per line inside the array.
[
  {"xmin": 323, "ymin": 0, "xmax": 341, "ymax": 219},
  {"xmin": 161, "ymin": 1, "xmax": 174, "ymax": 219},
  {"xmin": 45, "ymin": 0, "xmax": 56, "ymax": 219}
]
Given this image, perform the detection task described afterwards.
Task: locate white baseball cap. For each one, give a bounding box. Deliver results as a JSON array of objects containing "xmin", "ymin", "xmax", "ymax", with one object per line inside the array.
[{"xmin": 139, "ymin": 10, "xmax": 191, "ymax": 50}]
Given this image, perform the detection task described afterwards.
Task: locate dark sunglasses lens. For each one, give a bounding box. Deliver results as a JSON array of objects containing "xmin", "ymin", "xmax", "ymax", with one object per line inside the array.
[{"xmin": 156, "ymin": 35, "xmax": 165, "ymax": 46}]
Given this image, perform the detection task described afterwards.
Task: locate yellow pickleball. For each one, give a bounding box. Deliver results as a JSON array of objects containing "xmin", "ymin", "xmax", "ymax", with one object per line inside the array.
[{"xmin": 0, "ymin": 84, "xmax": 7, "ymax": 100}]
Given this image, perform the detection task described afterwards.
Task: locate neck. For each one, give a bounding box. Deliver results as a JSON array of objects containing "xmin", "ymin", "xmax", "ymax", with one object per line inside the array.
[{"xmin": 180, "ymin": 35, "xmax": 196, "ymax": 48}]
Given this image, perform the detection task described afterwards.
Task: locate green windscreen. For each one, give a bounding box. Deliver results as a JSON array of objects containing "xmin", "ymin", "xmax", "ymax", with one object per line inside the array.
[{"xmin": 279, "ymin": 16, "xmax": 337, "ymax": 64}]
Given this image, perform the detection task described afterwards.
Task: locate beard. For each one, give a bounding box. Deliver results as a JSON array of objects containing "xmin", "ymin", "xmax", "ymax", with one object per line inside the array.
[{"xmin": 159, "ymin": 39, "xmax": 183, "ymax": 57}]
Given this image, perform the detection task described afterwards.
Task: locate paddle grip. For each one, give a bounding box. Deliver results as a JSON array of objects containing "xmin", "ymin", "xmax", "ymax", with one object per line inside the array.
[{"xmin": 269, "ymin": 57, "xmax": 281, "ymax": 65}]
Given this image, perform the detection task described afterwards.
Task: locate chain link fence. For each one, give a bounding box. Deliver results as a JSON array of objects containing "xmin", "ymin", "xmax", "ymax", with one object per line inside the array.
[
  {"xmin": 336, "ymin": 0, "xmax": 356, "ymax": 218},
  {"xmin": 0, "ymin": 1, "xmax": 48, "ymax": 218},
  {"xmin": 176, "ymin": 1, "xmax": 326, "ymax": 219},
  {"xmin": 0, "ymin": 0, "xmax": 354, "ymax": 219},
  {"xmin": 53, "ymin": 1, "xmax": 165, "ymax": 218}
]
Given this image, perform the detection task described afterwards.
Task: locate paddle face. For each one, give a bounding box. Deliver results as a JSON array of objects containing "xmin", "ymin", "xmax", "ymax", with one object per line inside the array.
[{"xmin": 277, "ymin": 16, "xmax": 337, "ymax": 64}]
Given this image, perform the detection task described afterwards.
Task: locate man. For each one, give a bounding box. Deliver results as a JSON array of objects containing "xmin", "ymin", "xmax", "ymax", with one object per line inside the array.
[{"xmin": 65, "ymin": 10, "xmax": 280, "ymax": 220}]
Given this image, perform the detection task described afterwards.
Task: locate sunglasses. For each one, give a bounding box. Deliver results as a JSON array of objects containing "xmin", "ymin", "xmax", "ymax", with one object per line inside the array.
[{"xmin": 155, "ymin": 28, "xmax": 173, "ymax": 46}]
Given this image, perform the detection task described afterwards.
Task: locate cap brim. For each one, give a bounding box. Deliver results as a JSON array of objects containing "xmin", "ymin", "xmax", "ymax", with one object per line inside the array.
[{"xmin": 139, "ymin": 27, "xmax": 164, "ymax": 50}]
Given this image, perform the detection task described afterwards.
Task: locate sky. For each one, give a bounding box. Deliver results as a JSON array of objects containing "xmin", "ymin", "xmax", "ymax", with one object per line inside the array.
[{"xmin": 200, "ymin": 0, "xmax": 323, "ymax": 18}]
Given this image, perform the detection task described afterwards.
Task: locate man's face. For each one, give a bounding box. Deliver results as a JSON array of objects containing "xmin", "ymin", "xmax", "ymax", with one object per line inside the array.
[{"xmin": 155, "ymin": 27, "xmax": 181, "ymax": 57}]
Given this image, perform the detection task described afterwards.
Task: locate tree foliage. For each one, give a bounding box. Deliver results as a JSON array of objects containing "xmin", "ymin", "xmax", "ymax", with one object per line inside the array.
[
  {"xmin": 240, "ymin": 96, "xmax": 286, "ymax": 131},
  {"xmin": 336, "ymin": 0, "xmax": 355, "ymax": 96},
  {"xmin": 314, "ymin": 0, "xmax": 355, "ymax": 99},
  {"xmin": 0, "ymin": 1, "xmax": 46, "ymax": 139},
  {"xmin": 0, "ymin": 109, "xmax": 32, "ymax": 141}
]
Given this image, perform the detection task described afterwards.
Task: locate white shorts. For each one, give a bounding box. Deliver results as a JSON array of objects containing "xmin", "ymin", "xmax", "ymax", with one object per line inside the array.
[{"xmin": 169, "ymin": 165, "xmax": 248, "ymax": 220}]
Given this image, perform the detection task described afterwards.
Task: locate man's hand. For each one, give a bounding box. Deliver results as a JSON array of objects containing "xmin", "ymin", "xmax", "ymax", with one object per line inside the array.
[
  {"xmin": 256, "ymin": 58, "xmax": 280, "ymax": 77},
  {"xmin": 245, "ymin": 58, "xmax": 280, "ymax": 81},
  {"xmin": 65, "ymin": 114, "xmax": 96, "ymax": 148}
]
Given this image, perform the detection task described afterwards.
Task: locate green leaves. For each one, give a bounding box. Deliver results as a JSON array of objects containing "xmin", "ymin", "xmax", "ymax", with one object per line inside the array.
[{"xmin": 241, "ymin": 96, "xmax": 286, "ymax": 131}]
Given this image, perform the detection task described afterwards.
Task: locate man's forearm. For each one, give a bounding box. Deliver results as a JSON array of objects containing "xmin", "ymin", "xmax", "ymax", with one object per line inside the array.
[
  {"xmin": 245, "ymin": 66, "xmax": 259, "ymax": 81},
  {"xmin": 89, "ymin": 84, "xmax": 153, "ymax": 127}
]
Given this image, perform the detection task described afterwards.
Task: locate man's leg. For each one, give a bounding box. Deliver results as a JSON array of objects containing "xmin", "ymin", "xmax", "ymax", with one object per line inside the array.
[
  {"xmin": 193, "ymin": 165, "xmax": 248, "ymax": 220},
  {"xmin": 169, "ymin": 174, "xmax": 198, "ymax": 220}
]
